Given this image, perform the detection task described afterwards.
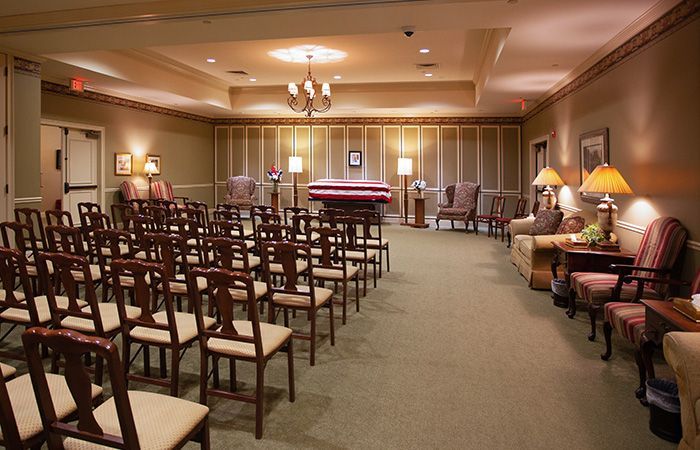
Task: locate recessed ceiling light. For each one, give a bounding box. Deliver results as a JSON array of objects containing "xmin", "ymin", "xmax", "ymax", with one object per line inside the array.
[
  {"xmin": 202, "ymin": 20, "xmax": 212, "ymax": 25},
  {"xmin": 333, "ymin": 75, "xmax": 342, "ymax": 80},
  {"xmin": 249, "ymin": 78, "xmax": 257, "ymax": 82},
  {"xmin": 424, "ymin": 73, "xmax": 433, "ymax": 77},
  {"xmin": 419, "ymin": 48, "xmax": 430, "ymax": 54},
  {"xmin": 268, "ymin": 45, "xmax": 347, "ymax": 64},
  {"xmin": 206, "ymin": 58, "xmax": 216, "ymax": 63}
]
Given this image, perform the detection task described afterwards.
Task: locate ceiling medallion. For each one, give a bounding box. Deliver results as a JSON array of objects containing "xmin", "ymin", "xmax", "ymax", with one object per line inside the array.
[{"xmin": 287, "ymin": 54, "xmax": 331, "ymax": 117}]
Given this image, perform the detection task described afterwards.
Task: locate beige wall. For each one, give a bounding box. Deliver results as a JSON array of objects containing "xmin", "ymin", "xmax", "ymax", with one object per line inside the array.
[
  {"xmin": 41, "ymin": 92, "xmax": 214, "ymax": 212},
  {"xmin": 522, "ymin": 18, "xmax": 700, "ymax": 280},
  {"xmin": 215, "ymin": 122, "xmax": 522, "ymax": 218},
  {"xmin": 13, "ymin": 69, "xmax": 41, "ymax": 209}
]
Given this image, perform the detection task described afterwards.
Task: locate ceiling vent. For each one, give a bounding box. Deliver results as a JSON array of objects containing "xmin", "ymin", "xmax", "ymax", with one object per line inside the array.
[
  {"xmin": 415, "ymin": 63, "xmax": 439, "ymax": 71},
  {"xmin": 226, "ymin": 70, "xmax": 249, "ymax": 75}
]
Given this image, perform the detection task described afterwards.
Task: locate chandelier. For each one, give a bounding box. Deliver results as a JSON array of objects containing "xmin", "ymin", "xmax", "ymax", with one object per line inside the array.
[{"xmin": 287, "ymin": 55, "xmax": 331, "ymax": 117}]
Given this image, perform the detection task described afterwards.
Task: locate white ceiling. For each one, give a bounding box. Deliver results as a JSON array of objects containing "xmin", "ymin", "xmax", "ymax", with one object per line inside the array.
[{"xmin": 0, "ymin": 0, "xmax": 678, "ymax": 118}]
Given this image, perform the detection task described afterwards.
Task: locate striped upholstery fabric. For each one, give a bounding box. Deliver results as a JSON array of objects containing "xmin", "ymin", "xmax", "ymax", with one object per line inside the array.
[
  {"xmin": 119, "ymin": 181, "xmax": 139, "ymax": 201},
  {"xmin": 604, "ymin": 302, "xmax": 646, "ymax": 346},
  {"xmin": 571, "ymin": 217, "xmax": 687, "ymax": 306},
  {"xmin": 152, "ymin": 180, "xmax": 175, "ymax": 201}
]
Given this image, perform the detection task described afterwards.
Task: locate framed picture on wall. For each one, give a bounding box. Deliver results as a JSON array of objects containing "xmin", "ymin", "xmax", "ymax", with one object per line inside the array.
[
  {"xmin": 579, "ymin": 128, "xmax": 609, "ymax": 204},
  {"xmin": 348, "ymin": 150, "xmax": 362, "ymax": 167},
  {"xmin": 114, "ymin": 153, "xmax": 133, "ymax": 176},
  {"xmin": 146, "ymin": 154, "xmax": 161, "ymax": 175}
]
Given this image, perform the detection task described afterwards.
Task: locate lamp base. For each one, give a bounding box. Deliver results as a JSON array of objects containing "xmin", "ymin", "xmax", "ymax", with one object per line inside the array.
[
  {"xmin": 542, "ymin": 188, "xmax": 557, "ymax": 209},
  {"xmin": 596, "ymin": 196, "xmax": 618, "ymax": 239}
]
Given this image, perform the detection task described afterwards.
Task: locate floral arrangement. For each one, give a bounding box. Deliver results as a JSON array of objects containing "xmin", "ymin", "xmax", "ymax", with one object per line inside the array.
[
  {"xmin": 411, "ymin": 179, "xmax": 427, "ymax": 192},
  {"xmin": 581, "ymin": 223, "xmax": 606, "ymax": 247},
  {"xmin": 267, "ymin": 165, "xmax": 283, "ymax": 193}
]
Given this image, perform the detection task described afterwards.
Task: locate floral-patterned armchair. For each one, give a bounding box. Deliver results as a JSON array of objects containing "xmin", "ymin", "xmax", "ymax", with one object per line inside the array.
[
  {"xmin": 435, "ymin": 182, "xmax": 480, "ymax": 231},
  {"xmin": 225, "ymin": 176, "xmax": 257, "ymax": 208}
]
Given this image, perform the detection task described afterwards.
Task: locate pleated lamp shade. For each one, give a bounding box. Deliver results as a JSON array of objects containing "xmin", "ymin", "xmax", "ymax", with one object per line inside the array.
[
  {"xmin": 531, "ymin": 167, "xmax": 564, "ymax": 186},
  {"xmin": 578, "ymin": 163, "xmax": 633, "ymax": 194}
]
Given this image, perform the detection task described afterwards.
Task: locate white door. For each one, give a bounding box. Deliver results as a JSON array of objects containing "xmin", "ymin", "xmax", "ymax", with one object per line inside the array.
[
  {"xmin": 63, "ymin": 129, "xmax": 99, "ymax": 218},
  {"xmin": 0, "ymin": 54, "xmax": 7, "ymax": 221}
]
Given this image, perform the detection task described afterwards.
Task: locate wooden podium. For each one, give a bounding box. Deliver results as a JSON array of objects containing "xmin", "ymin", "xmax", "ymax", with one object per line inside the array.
[
  {"xmin": 409, "ymin": 197, "xmax": 429, "ymax": 229},
  {"xmin": 270, "ymin": 192, "xmax": 280, "ymax": 211}
]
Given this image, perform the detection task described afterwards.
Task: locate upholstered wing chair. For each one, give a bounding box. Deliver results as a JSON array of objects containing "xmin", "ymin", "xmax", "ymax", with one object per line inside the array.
[
  {"xmin": 225, "ymin": 176, "xmax": 257, "ymax": 208},
  {"xmin": 119, "ymin": 180, "xmax": 140, "ymax": 202},
  {"xmin": 664, "ymin": 331, "xmax": 700, "ymax": 450},
  {"xmin": 435, "ymin": 182, "xmax": 480, "ymax": 231},
  {"xmin": 151, "ymin": 180, "xmax": 189, "ymax": 204},
  {"xmin": 569, "ymin": 216, "xmax": 688, "ymax": 341}
]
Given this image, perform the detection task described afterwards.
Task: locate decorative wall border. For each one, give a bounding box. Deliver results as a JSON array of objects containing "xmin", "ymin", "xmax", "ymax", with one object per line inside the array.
[
  {"xmin": 212, "ymin": 116, "xmax": 521, "ymax": 126},
  {"xmin": 524, "ymin": 0, "xmax": 700, "ymax": 122},
  {"xmin": 14, "ymin": 57, "xmax": 41, "ymax": 77}
]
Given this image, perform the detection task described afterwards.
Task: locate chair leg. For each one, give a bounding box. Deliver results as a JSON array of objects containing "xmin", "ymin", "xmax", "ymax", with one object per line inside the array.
[
  {"xmin": 329, "ymin": 300, "xmax": 335, "ymax": 347},
  {"xmin": 122, "ymin": 339, "xmax": 131, "ymax": 389},
  {"xmin": 254, "ymin": 361, "xmax": 265, "ymax": 439},
  {"xmin": 200, "ymin": 418, "xmax": 210, "ymax": 450},
  {"xmin": 507, "ymin": 230, "xmax": 512, "ymax": 247},
  {"xmin": 95, "ymin": 356, "xmax": 104, "ymax": 386},
  {"xmin": 170, "ymin": 347, "xmax": 180, "ymax": 397},
  {"xmin": 634, "ymin": 349, "xmax": 648, "ymax": 401},
  {"xmin": 362, "ymin": 263, "xmax": 367, "ymax": 297},
  {"xmin": 229, "ymin": 358, "xmax": 237, "ymax": 392},
  {"xmin": 435, "ymin": 218, "xmax": 440, "ymax": 230},
  {"xmin": 309, "ymin": 309, "xmax": 316, "ymax": 366},
  {"xmin": 143, "ymin": 345, "xmax": 151, "ymax": 378},
  {"xmin": 567, "ymin": 289, "xmax": 577, "ymax": 319},
  {"xmin": 287, "ymin": 339, "xmax": 295, "ymax": 402},
  {"xmin": 588, "ymin": 304, "xmax": 600, "ymax": 341},
  {"xmin": 372, "ymin": 260, "xmax": 377, "ymax": 288},
  {"xmin": 342, "ymin": 281, "xmax": 347, "ymax": 325},
  {"xmin": 199, "ymin": 352, "xmax": 208, "ymax": 405},
  {"xmin": 474, "ymin": 219, "xmax": 478, "ymax": 235},
  {"xmin": 385, "ymin": 245, "xmax": 390, "ymax": 272},
  {"xmin": 601, "ymin": 321, "xmax": 613, "ymax": 361},
  {"xmin": 450, "ymin": 220, "xmax": 454, "ymax": 229},
  {"xmin": 159, "ymin": 347, "xmax": 167, "ymax": 379}
]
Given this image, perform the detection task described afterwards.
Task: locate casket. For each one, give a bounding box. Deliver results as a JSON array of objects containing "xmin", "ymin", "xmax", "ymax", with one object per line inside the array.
[{"xmin": 307, "ymin": 179, "xmax": 392, "ymax": 203}]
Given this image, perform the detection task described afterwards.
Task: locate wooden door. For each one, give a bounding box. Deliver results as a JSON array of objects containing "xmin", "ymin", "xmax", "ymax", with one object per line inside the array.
[{"xmin": 63, "ymin": 129, "xmax": 99, "ymax": 218}]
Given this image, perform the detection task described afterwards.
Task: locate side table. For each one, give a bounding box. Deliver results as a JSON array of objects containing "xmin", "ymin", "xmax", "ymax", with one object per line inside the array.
[
  {"xmin": 409, "ymin": 197, "xmax": 430, "ymax": 229},
  {"xmin": 550, "ymin": 241, "xmax": 635, "ymax": 312},
  {"xmin": 270, "ymin": 192, "xmax": 280, "ymax": 211},
  {"xmin": 635, "ymin": 300, "xmax": 700, "ymax": 399}
]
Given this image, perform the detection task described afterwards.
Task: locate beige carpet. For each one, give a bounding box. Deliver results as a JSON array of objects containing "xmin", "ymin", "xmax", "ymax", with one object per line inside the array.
[{"xmin": 0, "ymin": 224, "xmax": 676, "ymax": 449}]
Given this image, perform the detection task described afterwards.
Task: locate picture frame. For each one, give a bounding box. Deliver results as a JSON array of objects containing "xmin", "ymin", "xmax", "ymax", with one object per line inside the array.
[
  {"xmin": 579, "ymin": 128, "xmax": 609, "ymax": 204},
  {"xmin": 114, "ymin": 153, "xmax": 133, "ymax": 176},
  {"xmin": 348, "ymin": 150, "xmax": 362, "ymax": 167},
  {"xmin": 146, "ymin": 154, "xmax": 161, "ymax": 175}
]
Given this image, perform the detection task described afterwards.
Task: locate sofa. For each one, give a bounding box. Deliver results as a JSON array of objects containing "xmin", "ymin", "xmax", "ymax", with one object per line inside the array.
[
  {"xmin": 664, "ymin": 332, "xmax": 700, "ymax": 450},
  {"xmin": 509, "ymin": 209, "xmax": 595, "ymax": 289}
]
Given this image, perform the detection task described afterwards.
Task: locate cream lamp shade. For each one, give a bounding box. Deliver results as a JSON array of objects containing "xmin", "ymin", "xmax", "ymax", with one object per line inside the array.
[
  {"xmin": 288, "ymin": 156, "xmax": 303, "ymax": 173},
  {"xmin": 578, "ymin": 163, "xmax": 633, "ymax": 239},
  {"xmin": 397, "ymin": 157, "xmax": 413, "ymax": 176},
  {"xmin": 144, "ymin": 161, "xmax": 157, "ymax": 175},
  {"xmin": 531, "ymin": 167, "xmax": 565, "ymax": 186}
]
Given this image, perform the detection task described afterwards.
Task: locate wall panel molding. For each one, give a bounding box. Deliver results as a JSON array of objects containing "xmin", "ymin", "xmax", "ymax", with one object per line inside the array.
[{"xmin": 14, "ymin": 196, "xmax": 42, "ymax": 204}]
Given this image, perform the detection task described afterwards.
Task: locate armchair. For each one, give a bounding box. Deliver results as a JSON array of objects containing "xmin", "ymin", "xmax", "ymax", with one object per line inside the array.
[
  {"xmin": 569, "ymin": 217, "xmax": 688, "ymax": 341},
  {"xmin": 119, "ymin": 180, "xmax": 140, "ymax": 202},
  {"xmin": 151, "ymin": 180, "xmax": 188, "ymax": 204},
  {"xmin": 664, "ymin": 331, "xmax": 700, "ymax": 450},
  {"xmin": 435, "ymin": 182, "xmax": 480, "ymax": 232},
  {"xmin": 225, "ymin": 176, "xmax": 257, "ymax": 209}
]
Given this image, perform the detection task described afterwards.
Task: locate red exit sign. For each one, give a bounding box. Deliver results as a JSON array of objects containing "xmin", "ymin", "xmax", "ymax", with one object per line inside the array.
[{"xmin": 70, "ymin": 78, "xmax": 84, "ymax": 92}]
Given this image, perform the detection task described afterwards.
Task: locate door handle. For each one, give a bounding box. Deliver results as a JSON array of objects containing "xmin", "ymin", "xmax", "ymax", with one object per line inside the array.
[{"xmin": 65, "ymin": 184, "xmax": 97, "ymax": 193}]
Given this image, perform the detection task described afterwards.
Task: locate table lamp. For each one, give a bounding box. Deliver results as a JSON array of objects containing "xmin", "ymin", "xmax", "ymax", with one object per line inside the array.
[
  {"xmin": 144, "ymin": 161, "xmax": 157, "ymax": 200},
  {"xmin": 532, "ymin": 167, "xmax": 565, "ymax": 209},
  {"xmin": 577, "ymin": 163, "xmax": 633, "ymax": 240},
  {"xmin": 397, "ymin": 157, "xmax": 413, "ymax": 225},
  {"xmin": 288, "ymin": 156, "xmax": 303, "ymax": 207}
]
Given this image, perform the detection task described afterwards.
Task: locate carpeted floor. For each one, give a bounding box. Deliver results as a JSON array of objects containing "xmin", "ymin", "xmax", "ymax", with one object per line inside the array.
[{"xmin": 1, "ymin": 224, "xmax": 676, "ymax": 449}]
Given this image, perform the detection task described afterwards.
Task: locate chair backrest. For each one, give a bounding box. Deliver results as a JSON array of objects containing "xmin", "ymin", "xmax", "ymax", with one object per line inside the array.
[
  {"xmin": 185, "ymin": 201, "xmax": 210, "ymax": 228},
  {"xmin": 94, "ymin": 229, "xmax": 134, "ymax": 271},
  {"xmin": 283, "ymin": 207, "xmax": 309, "ymax": 225},
  {"xmin": 309, "ymin": 226, "xmax": 346, "ymax": 269},
  {"xmin": 487, "ymin": 196, "xmax": 504, "ymax": 216},
  {"xmin": 251, "ymin": 204, "xmax": 277, "ymax": 214},
  {"xmin": 14, "ymin": 208, "xmax": 47, "ymax": 249},
  {"xmin": 257, "ymin": 223, "xmax": 292, "ymax": 247},
  {"xmin": 531, "ymin": 200, "xmax": 540, "ymax": 216},
  {"xmin": 291, "ymin": 213, "xmax": 319, "ymax": 238},
  {"xmin": 125, "ymin": 215, "xmax": 156, "ymax": 249},
  {"xmin": 152, "ymin": 180, "xmax": 175, "ymax": 202},
  {"xmin": 143, "ymin": 205, "xmax": 169, "ymax": 231},
  {"xmin": 513, "ymin": 198, "xmax": 528, "ymax": 219},
  {"xmin": 216, "ymin": 203, "xmax": 241, "ymax": 213},
  {"xmin": 154, "ymin": 199, "xmax": 178, "ymax": 217},
  {"xmin": 143, "ymin": 233, "xmax": 190, "ymax": 284},
  {"xmin": 82, "ymin": 211, "xmax": 112, "ymax": 234},
  {"xmin": 110, "ymin": 204, "xmax": 133, "ymax": 230},
  {"xmin": 0, "ymin": 247, "xmax": 39, "ymax": 324},
  {"xmin": 45, "ymin": 209, "xmax": 75, "ymax": 228},
  {"xmin": 0, "ymin": 222, "xmax": 39, "ymax": 262},
  {"xmin": 633, "ymin": 217, "xmax": 688, "ymax": 294},
  {"xmin": 189, "ymin": 268, "xmax": 262, "ymax": 351},
  {"xmin": 226, "ymin": 176, "xmax": 256, "ymax": 202},
  {"xmin": 451, "ymin": 182, "xmax": 480, "ymax": 212},
  {"xmin": 337, "ymin": 216, "xmax": 367, "ymax": 253},
  {"xmin": 212, "ymin": 209, "xmax": 241, "ymax": 222},
  {"xmin": 177, "ymin": 207, "xmax": 207, "ymax": 232},
  {"xmin": 37, "ymin": 252, "xmax": 103, "ymax": 333},
  {"xmin": 202, "ymin": 237, "xmax": 250, "ymax": 273},
  {"xmin": 318, "ymin": 208, "xmax": 343, "ymax": 228},
  {"xmin": 261, "ymin": 241, "xmax": 313, "ymax": 294},
  {"xmin": 126, "ymin": 198, "xmax": 149, "ymax": 214},
  {"xmin": 443, "ymin": 184, "xmax": 456, "ymax": 204},
  {"xmin": 77, "ymin": 202, "xmax": 102, "ymax": 220},
  {"xmin": 119, "ymin": 180, "xmax": 140, "ymax": 202},
  {"xmin": 46, "ymin": 225, "xmax": 88, "ymax": 256},
  {"xmin": 22, "ymin": 327, "xmax": 140, "ymax": 448},
  {"xmin": 251, "ymin": 211, "xmax": 281, "ymax": 240},
  {"xmin": 208, "ymin": 219, "xmax": 245, "ymax": 240},
  {"xmin": 353, "ymin": 209, "xmax": 382, "ymax": 241},
  {"xmin": 112, "ymin": 259, "xmax": 178, "ymax": 345}
]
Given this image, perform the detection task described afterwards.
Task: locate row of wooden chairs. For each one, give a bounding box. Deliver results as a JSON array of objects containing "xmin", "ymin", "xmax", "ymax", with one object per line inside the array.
[{"xmin": 473, "ymin": 196, "xmax": 539, "ymax": 244}]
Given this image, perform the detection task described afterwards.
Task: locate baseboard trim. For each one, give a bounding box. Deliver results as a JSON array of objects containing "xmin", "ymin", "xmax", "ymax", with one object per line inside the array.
[
  {"xmin": 15, "ymin": 196, "xmax": 42, "ymax": 204},
  {"xmin": 557, "ymin": 203, "xmax": 582, "ymax": 213}
]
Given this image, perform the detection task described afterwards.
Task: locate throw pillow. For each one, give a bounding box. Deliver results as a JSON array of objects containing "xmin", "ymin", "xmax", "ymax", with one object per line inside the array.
[
  {"xmin": 528, "ymin": 209, "xmax": 564, "ymax": 235},
  {"xmin": 556, "ymin": 216, "xmax": 586, "ymax": 234},
  {"xmin": 453, "ymin": 183, "xmax": 477, "ymax": 210}
]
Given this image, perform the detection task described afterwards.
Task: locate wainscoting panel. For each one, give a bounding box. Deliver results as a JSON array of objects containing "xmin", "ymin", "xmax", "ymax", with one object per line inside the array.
[{"xmin": 217, "ymin": 121, "xmax": 520, "ymax": 218}]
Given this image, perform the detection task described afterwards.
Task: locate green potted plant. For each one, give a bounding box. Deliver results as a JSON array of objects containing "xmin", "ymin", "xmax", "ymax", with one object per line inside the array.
[{"xmin": 581, "ymin": 223, "xmax": 606, "ymax": 248}]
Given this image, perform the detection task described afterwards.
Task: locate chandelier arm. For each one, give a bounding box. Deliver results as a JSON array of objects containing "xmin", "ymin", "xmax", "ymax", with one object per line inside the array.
[{"xmin": 287, "ymin": 95, "xmax": 305, "ymax": 114}]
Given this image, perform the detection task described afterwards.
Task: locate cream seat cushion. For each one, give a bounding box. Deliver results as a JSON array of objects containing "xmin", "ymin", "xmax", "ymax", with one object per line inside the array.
[
  {"xmin": 1, "ymin": 362, "xmax": 16, "ymax": 379},
  {"xmin": 175, "ymin": 254, "xmax": 204, "ymax": 265},
  {"xmin": 364, "ymin": 237, "xmax": 389, "ymax": 248},
  {"xmin": 207, "ymin": 321, "xmax": 292, "ymax": 358},
  {"xmin": 272, "ymin": 285, "xmax": 333, "ymax": 308},
  {"xmin": 26, "ymin": 262, "xmax": 54, "ymax": 277},
  {"xmin": 69, "ymin": 265, "xmax": 103, "ymax": 282},
  {"xmin": 0, "ymin": 290, "xmax": 26, "ymax": 302},
  {"xmin": 269, "ymin": 260, "xmax": 308, "ymax": 275},
  {"xmin": 345, "ymin": 249, "xmax": 377, "ymax": 261},
  {"xmin": 61, "ymin": 303, "xmax": 141, "ymax": 333},
  {"xmin": 62, "ymin": 391, "xmax": 208, "ymax": 450},
  {"xmin": 134, "ymin": 250, "xmax": 148, "ymax": 261},
  {"xmin": 130, "ymin": 311, "xmax": 216, "ymax": 345},
  {"xmin": 214, "ymin": 281, "xmax": 267, "ymax": 302},
  {"xmin": 0, "ymin": 296, "xmax": 87, "ymax": 324},
  {"xmin": 107, "ymin": 273, "xmax": 151, "ymax": 287},
  {"xmin": 310, "ymin": 247, "xmax": 335, "ymax": 258},
  {"xmin": 165, "ymin": 274, "xmax": 208, "ymax": 295},
  {"xmin": 313, "ymin": 265, "xmax": 360, "ymax": 281},
  {"xmin": 101, "ymin": 244, "xmax": 131, "ymax": 257},
  {"xmin": 0, "ymin": 373, "xmax": 102, "ymax": 442}
]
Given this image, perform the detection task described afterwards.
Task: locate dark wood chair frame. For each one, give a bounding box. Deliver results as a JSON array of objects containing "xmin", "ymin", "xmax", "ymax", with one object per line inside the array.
[
  {"xmin": 126, "ymin": 198, "xmax": 150, "ymax": 214},
  {"xmin": 283, "ymin": 207, "xmax": 309, "ymax": 226},
  {"xmin": 216, "ymin": 203, "xmax": 241, "ymax": 214},
  {"xmin": 45, "ymin": 209, "xmax": 75, "ymax": 228},
  {"xmin": 21, "ymin": 327, "xmax": 209, "ymax": 449},
  {"xmin": 14, "ymin": 208, "xmax": 47, "ymax": 251},
  {"xmin": 354, "ymin": 209, "xmax": 390, "ymax": 276},
  {"xmin": 110, "ymin": 203, "xmax": 133, "ymax": 230},
  {"xmin": 186, "ymin": 201, "xmax": 210, "ymax": 229},
  {"xmin": 337, "ymin": 216, "xmax": 376, "ymax": 296},
  {"xmin": 474, "ymin": 195, "xmax": 506, "ymax": 236},
  {"xmin": 493, "ymin": 197, "xmax": 527, "ymax": 242},
  {"xmin": 0, "ymin": 222, "xmax": 44, "ymax": 294},
  {"xmin": 166, "ymin": 216, "xmax": 206, "ymax": 267},
  {"xmin": 93, "ymin": 229, "xmax": 136, "ymax": 303}
]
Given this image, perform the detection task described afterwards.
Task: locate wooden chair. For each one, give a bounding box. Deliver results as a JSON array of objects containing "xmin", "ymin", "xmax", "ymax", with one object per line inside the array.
[
  {"xmin": 77, "ymin": 202, "xmax": 102, "ymax": 228},
  {"xmin": 45, "ymin": 225, "xmax": 103, "ymax": 287},
  {"xmin": 152, "ymin": 180, "xmax": 189, "ymax": 205},
  {"xmin": 126, "ymin": 198, "xmax": 149, "ymax": 214},
  {"xmin": 209, "ymin": 218, "xmax": 255, "ymax": 252},
  {"xmin": 354, "ymin": 209, "xmax": 390, "ymax": 276},
  {"xmin": 256, "ymin": 223, "xmax": 307, "ymax": 278},
  {"xmin": 177, "ymin": 206, "xmax": 208, "ymax": 237},
  {"xmin": 283, "ymin": 206, "xmax": 309, "ymax": 225},
  {"xmin": 22, "ymin": 327, "xmax": 210, "ymax": 449},
  {"xmin": 493, "ymin": 197, "xmax": 527, "ymax": 242},
  {"xmin": 45, "ymin": 209, "xmax": 75, "ymax": 228},
  {"xmin": 309, "ymin": 226, "xmax": 360, "ymax": 325},
  {"xmin": 80, "ymin": 211, "xmax": 113, "ymax": 261},
  {"xmin": 154, "ymin": 198, "xmax": 180, "ymax": 216},
  {"xmin": 112, "ymin": 259, "xmax": 215, "ymax": 397},
  {"xmin": 191, "ymin": 267, "xmax": 293, "ymax": 439},
  {"xmin": 126, "ymin": 214, "xmax": 157, "ymax": 258},
  {"xmin": 167, "ymin": 217, "xmax": 206, "ymax": 266},
  {"xmin": 251, "ymin": 204, "xmax": 277, "ymax": 215},
  {"xmin": 94, "ymin": 228, "xmax": 136, "ymax": 302},
  {"xmin": 14, "ymin": 208, "xmax": 47, "ymax": 251},
  {"xmin": 318, "ymin": 208, "xmax": 343, "ymax": 228},
  {"xmin": 0, "ymin": 222, "xmax": 45, "ymax": 293},
  {"xmin": 337, "ymin": 216, "xmax": 377, "ymax": 296},
  {"xmin": 36, "ymin": 251, "xmax": 140, "ymax": 385},
  {"xmin": 143, "ymin": 205, "xmax": 170, "ymax": 232},
  {"xmin": 212, "ymin": 209, "xmax": 241, "ymax": 223},
  {"xmin": 186, "ymin": 200, "xmax": 210, "ymax": 229},
  {"xmin": 262, "ymin": 241, "xmax": 334, "ymax": 366},
  {"xmin": 216, "ymin": 203, "xmax": 241, "ymax": 214},
  {"xmin": 504, "ymin": 199, "xmax": 540, "ymax": 248},
  {"xmin": 474, "ymin": 195, "xmax": 505, "ymax": 236},
  {"xmin": 0, "ymin": 333, "xmax": 102, "ymax": 449},
  {"xmin": 290, "ymin": 213, "xmax": 320, "ymax": 245}
]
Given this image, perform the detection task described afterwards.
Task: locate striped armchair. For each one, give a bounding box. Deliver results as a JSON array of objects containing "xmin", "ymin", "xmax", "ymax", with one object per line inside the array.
[
  {"xmin": 224, "ymin": 176, "xmax": 257, "ymax": 209},
  {"xmin": 151, "ymin": 180, "xmax": 188, "ymax": 204},
  {"xmin": 119, "ymin": 181, "xmax": 140, "ymax": 202},
  {"xmin": 569, "ymin": 217, "xmax": 688, "ymax": 341}
]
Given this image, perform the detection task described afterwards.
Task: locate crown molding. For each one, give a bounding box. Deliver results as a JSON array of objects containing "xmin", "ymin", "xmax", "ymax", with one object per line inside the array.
[
  {"xmin": 14, "ymin": 57, "xmax": 41, "ymax": 77},
  {"xmin": 211, "ymin": 116, "xmax": 521, "ymax": 126},
  {"xmin": 524, "ymin": 0, "xmax": 700, "ymax": 122}
]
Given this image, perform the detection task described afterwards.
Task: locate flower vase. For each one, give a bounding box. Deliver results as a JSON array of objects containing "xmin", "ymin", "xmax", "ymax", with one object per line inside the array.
[{"xmin": 272, "ymin": 182, "xmax": 279, "ymax": 194}]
